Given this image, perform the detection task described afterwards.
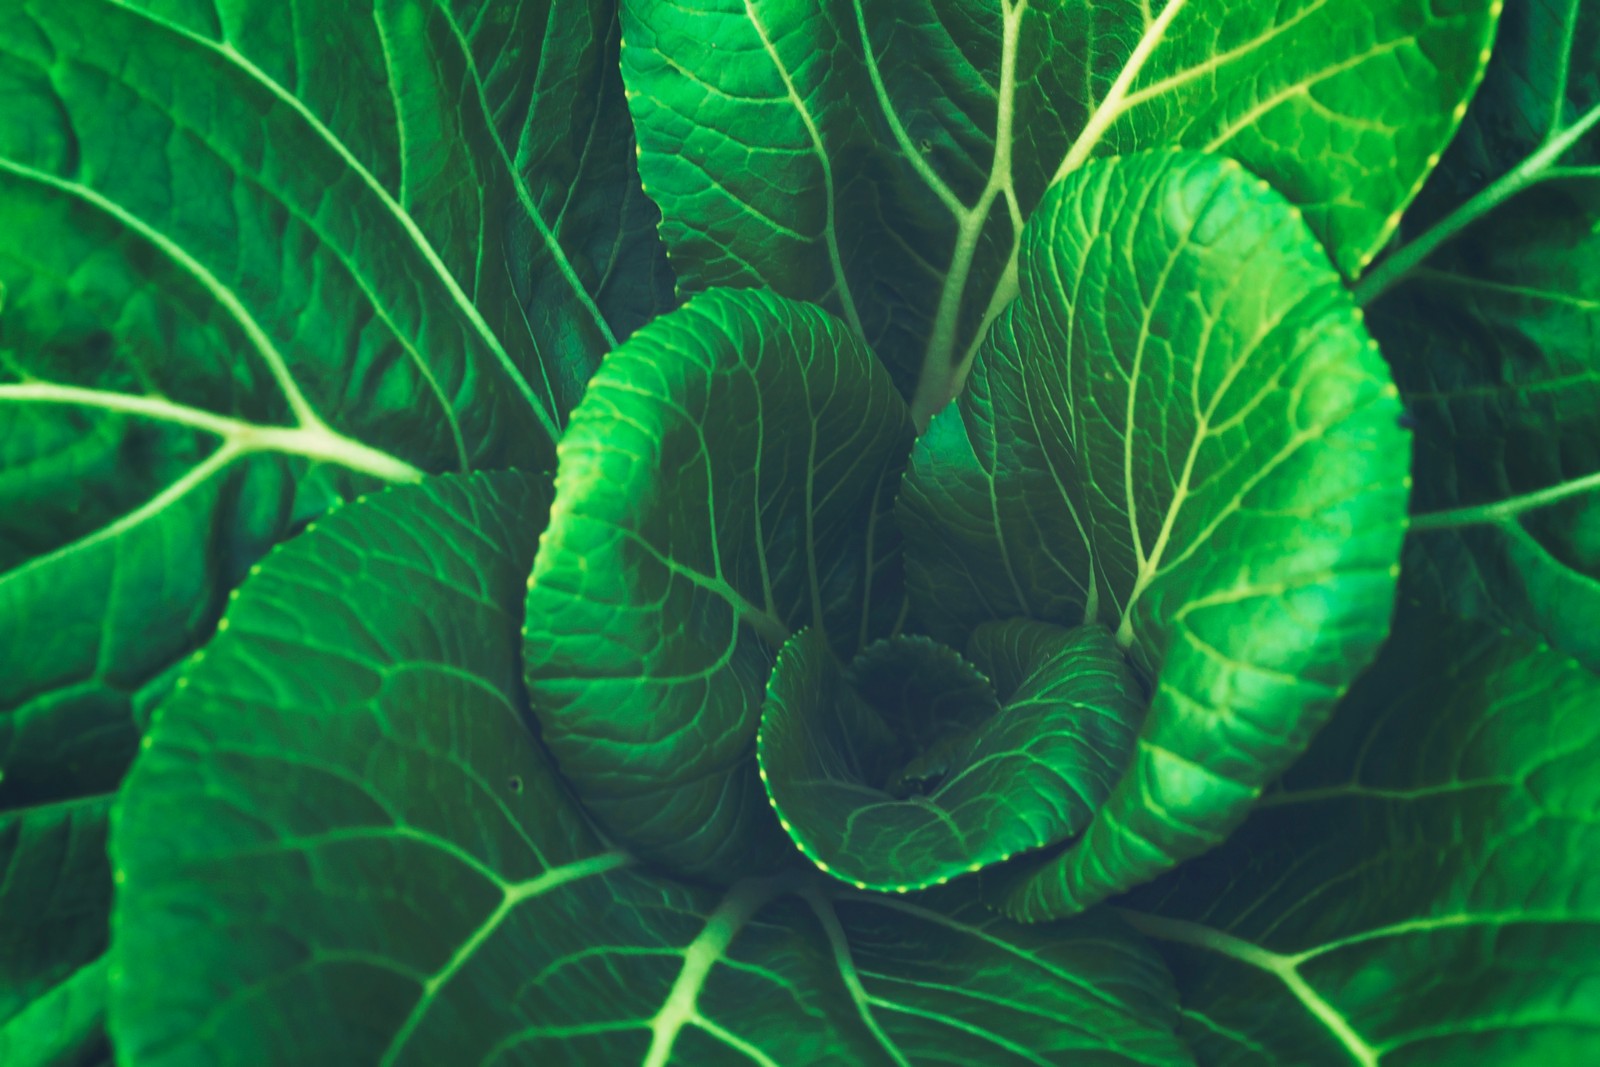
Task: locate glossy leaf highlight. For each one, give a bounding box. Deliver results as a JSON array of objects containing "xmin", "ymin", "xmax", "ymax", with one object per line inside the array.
[
  {"xmin": 524, "ymin": 289, "xmax": 913, "ymax": 880},
  {"xmin": 900, "ymin": 149, "xmax": 1410, "ymax": 917}
]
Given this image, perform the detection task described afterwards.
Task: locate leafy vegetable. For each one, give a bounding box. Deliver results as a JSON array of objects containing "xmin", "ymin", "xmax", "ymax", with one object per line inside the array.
[
  {"xmin": 2, "ymin": 0, "xmax": 1597, "ymax": 1063},
  {"xmin": 1119, "ymin": 599, "xmax": 1600, "ymax": 1064},
  {"xmin": 759, "ymin": 623, "xmax": 1141, "ymax": 893},
  {"xmin": 523, "ymin": 288, "xmax": 913, "ymax": 880},
  {"xmin": 1363, "ymin": 0, "xmax": 1600, "ymax": 670},
  {"xmin": 620, "ymin": 0, "xmax": 1497, "ymax": 420},
  {"xmin": 899, "ymin": 149, "xmax": 1410, "ymax": 916},
  {"xmin": 113, "ymin": 473, "xmax": 1192, "ymax": 1067}
]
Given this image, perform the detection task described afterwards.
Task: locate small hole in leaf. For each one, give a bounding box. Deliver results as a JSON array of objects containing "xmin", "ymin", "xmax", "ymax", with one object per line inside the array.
[{"xmin": 507, "ymin": 775, "xmax": 524, "ymax": 795}]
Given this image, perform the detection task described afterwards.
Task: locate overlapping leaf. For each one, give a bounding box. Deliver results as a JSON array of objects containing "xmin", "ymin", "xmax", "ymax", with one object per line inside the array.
[
  {"xmin": 1362, "ymin": 0, "xmax": 1600, "ymax": 670},
  {"xmin": 899, "ymin": 150, "xmax": 1410, "ymax": 918},
  {"xmin": 523, "ymin": 288, "xmax": 913, "ymax": 880},
  {"xmin": 0, "ymin": 0, "xmax": 663, "ymax": 812},
  {"xmin": 0, "ymin": 1, "xmax": 663, "ymax": 1047},
  {"xmin": 619, "ymin": 0, "xmax": 1495, "ymax": 419},
  {"xmin": 1120, "ymin": 602, "xmax": 1600, "ymax": 1065},
  {"xmin": 111, "ymin": 472, "xmax": 1193, "ymax": 1067},
  {"xmin": 760, "ymin": 623, "xmax": 1142, "ymax": 893}
]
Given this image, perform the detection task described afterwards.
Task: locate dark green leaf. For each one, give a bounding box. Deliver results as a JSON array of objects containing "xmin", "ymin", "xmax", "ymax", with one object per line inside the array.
[
  {"xmin": 0, "ymin": 796, "xmax": 109, "ymax": 1038},
  {"xmin": 0, "ymin": 955, "xmax": 107, "ymax": 1067},
  {"xmin": 899, "ymin": 150, "xmax": 1410, "ymax": 918},
  {"xmin": 1120, "ymin": 603, "xmax": 1600, "ymax": 1065},
  {"xmin": 110, "ymin": 472, "xmax": 1190, "ymax": 1067},
  {"xmin": 760, "ymin": 622, "xmax": 1142, "ymax": 893},
  {"xmin": 0, "ymin": 0, "xmax": 647, "ymax": 824},
  {"xmin": 484, "ymin": 0, "xmax": 678, "ymax": 391},
  {"xmin": 1363, "ymin": 0, "xmax": 1600, "ymax": 669},
  {"xmin": 523, "ymin": 288, "xmax": 914, "ymax": 880},
  {"xmin": 620, "ymin": 0, "xmax": 1494, "ymax": 418}
]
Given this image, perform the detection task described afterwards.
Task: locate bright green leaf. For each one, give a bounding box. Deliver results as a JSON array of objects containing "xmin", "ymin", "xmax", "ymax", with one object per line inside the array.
[
  {"xmin": 523, "ymin": 288, "xmax": 914, "ymax": 881},
  {"xmin": 110, "ymin": 472, "xmax": 1191, "ymax": 1067},
  {"xmin": 0, "ymin": 955, "xmax": 107, "ymax": 1067},
  {"xmin": 620, "ymin": 0, "xmax": 1495, "ymax": 420},
  {"xmin": 899, "ymin": 149, "xmax": 1410, "ymax": 918},
  {"xmin": 1119, "ymin": 603, "xmax": 1600, "ymax": 1065},
  {"xmin": 760, "ymin": 622, "xmax": 1142, "ymax": 893}
]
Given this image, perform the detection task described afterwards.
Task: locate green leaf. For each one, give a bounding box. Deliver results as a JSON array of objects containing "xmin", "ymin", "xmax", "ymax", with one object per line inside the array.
[
  {"xmin": 1118, "ymin": 603, "xmax": 1600, "ymax": 1066},
  {"xmin": 620, "ymin": 0, "xmax": 1495, "ymax": 419},
  {"xmin": 0, "ymin": 0, "xmax": 650, "ymax": 822},
  {"xmin": 899, "ymin": 149, "xmax": 1410, "ymax": 918},
  {"xmin": 110, "ymin": 472, "xmax": 1192, "ymax": 1067},
  {"xmin": 1361, "ymin": 0, "xmax": 1600, "ymax": 669},
  {"xmin": 523, "ymin": 288, "xmax": 914, "ymax": 881},
  {"xmin": 483, "ymin": 0, "xmax": 679, "ymax": 396},
  {"xmin": 759, "ymin": 623, "xmax": 1142, "ymax": 893},
  {"xmin": 0, "ymin": 955, "xmax": 107, "ymax": 1067},
  {"xmin": 0, "ymin": 796, "xmax": 110, "ymax": 1047}
]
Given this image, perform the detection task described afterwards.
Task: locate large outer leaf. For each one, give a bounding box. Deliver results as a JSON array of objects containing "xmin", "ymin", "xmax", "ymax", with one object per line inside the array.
[
  {"xmin": 1363, "ymin": 0, "xmax": 1600, "ymax": 670},
  {"xmin": 111, "ymin": 472, "xmax": 1193, "ymax": 1067},
  {"xmin": 523, "ymin": 288, "xmax": 914, "ymax": 880},
  {"xmin": 0, "ymin": 0, "xmax": 651, "ymax": 819},
  {"xmin": 0, "ymin": 5, "xmax": 645, "ymax": 1037},
  {"xmin": 759, "ymin": 623, "xmax": 1142, "ymax": 893},
  {"xmin": 619, "ymin": 0, "xmax": 1494, "ymax": 416},
  {"xmin": 1119, "ymin": 604, "xmax": 1600, "ymax": 1065},
  {"xmin": 899, "ymin": 150, "xmax": 1410, "ymax": 918}
]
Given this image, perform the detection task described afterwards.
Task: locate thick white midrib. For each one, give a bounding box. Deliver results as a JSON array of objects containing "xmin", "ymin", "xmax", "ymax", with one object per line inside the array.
[
  {"xmin": 643, "ymin": 878, "xmax": 782, "ymax": 1067},
  {"xmin": 1117, "ymin": 0, "xmax": 1331, "ymax": 113},
  {"xmin": 126, "ymin": 8, "xmax": 561, "ymax": 443},
  {"xmin": 937, "ymin": 0, "xmax": 1189, "ymax": 418},
  {"xmin": 908, "ymin": 0, "xmax": 1028, "ymax": 427},
  {"xmin": 1053, "ymin": 0, "xmax": 1190, "ymax": 184},
  {"xmin": 380, "ymin": 850, "xmax": 634, "ymax": 1067},
  {"xmin": 745, "ymin": 1, "xmax": 865, "ymax": 340},
  {"xmin": 0, "ymin": 383, "xmax": 424, "ymax": 484},
  {"xmin": 0, "ymin": 159, "xmax": 318, "ymax": 431},
  {"xmin": 1113, "ymin": 909, "xmax": 1380, "ymax": 1067}
]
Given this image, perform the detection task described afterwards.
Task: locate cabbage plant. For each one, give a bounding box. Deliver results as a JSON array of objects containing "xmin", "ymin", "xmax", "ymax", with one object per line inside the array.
[{"xmin": 2, "ymin": 0, "xmax": 1598, "ymax": 1064}]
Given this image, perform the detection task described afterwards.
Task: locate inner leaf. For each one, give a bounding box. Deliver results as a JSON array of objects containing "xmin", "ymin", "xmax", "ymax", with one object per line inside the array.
[{"xmin": 759, "ymin": 622, "xmax": 1143, "ymax": 893}]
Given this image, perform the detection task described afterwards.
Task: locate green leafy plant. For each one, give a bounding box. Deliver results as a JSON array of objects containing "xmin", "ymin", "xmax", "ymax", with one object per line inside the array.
[{"xmin": 2, "ymin": 0, "xmax": 1596, "ymax": 1064}]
